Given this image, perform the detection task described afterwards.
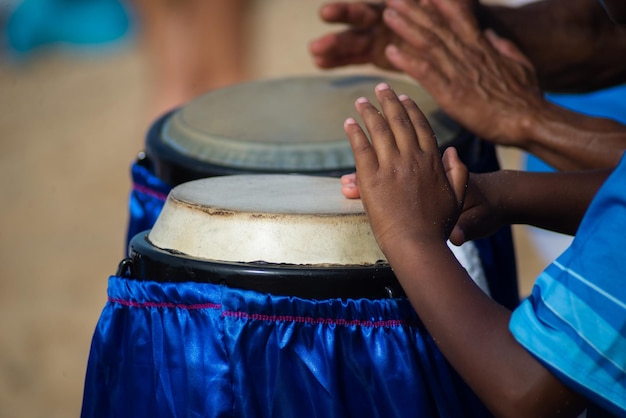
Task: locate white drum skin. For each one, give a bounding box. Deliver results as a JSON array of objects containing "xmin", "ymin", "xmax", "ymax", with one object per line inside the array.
[
  {"xmin": 147, "ymin": 174, "xmax": 490, "ymax": 295},
  {"xmin": 148, "ymin": 175, "xmax": 387, "ymax": 266}
]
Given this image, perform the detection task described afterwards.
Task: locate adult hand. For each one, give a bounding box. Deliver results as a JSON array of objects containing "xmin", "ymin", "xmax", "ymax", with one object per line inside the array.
[
  {"xmin": 383, "ymin": 0, "xmax": 547, "ymax": 149},
  {"xmin": 344, "ymin": 82, "xmax": 466, "ymax": 252},
  {"xmin": 309, "ymin": 2, "xmax": 399, "ymax": 71}
]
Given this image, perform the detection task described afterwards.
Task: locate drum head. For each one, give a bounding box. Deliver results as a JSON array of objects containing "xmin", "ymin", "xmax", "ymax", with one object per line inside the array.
[
  {"xmin": 146, "ymin": 75, "xmax": 468, "ymax": 185},
  {"xmin": 147, "ymin": 174, "xmax": 387, "ymax": 266}
]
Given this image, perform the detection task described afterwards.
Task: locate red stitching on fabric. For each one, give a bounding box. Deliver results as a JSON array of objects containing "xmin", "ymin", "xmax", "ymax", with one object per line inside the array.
[
  {"xmin": 133, "ymin": 183, "xmax": 168, "ymax": 201},
  {"xmin": 222, "ymin": 310, "xmax": 417, "ymax": 328},
  {"xmin": 108, "ymin": 297, "xmax": 222, "ymax": 310}
]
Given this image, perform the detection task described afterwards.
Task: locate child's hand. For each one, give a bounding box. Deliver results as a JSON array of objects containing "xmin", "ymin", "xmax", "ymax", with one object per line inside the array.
[
  {"xmin": 344, "ymin": 82, "xmax": 467, "ymax": 254},
  {"xmin": 449, "ymin": 172, "xmax": 504, "ymax": 246},
  {"xmin": 342, "ymin": 167, "xmax": 506, "ymax": 248}
]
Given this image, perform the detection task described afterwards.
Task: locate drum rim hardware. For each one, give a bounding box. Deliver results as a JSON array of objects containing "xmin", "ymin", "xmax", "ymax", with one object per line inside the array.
[{"xmin": 119, "ymin": 232, "xmax": 406, "ymax": 300}]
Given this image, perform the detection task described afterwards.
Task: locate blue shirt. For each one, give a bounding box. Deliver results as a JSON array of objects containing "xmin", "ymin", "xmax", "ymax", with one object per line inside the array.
[{"xmin": 510, "ymin": 156, "xmax": 626, "ymax": 416}]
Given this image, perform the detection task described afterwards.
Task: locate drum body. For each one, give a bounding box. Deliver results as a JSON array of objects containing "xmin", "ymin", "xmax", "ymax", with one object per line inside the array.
[
  {"xmin": 83, "ymin": 175, "xmax": 493, "ymax": 418},
  {"xmin": 126, "ymin": 75, "xmax": 518, "ymax": 309}
]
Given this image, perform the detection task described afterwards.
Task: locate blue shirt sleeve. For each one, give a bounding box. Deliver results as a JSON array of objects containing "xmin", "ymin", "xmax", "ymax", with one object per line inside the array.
[{"xmin": 510, "ymin": 156, "xmax": 626, "ymax": 417}]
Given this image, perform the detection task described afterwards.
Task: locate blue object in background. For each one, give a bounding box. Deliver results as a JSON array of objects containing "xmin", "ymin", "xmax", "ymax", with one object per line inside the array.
[{"xmin": 3, "ymin": 0, "xmax": 132, "ymax": 56}]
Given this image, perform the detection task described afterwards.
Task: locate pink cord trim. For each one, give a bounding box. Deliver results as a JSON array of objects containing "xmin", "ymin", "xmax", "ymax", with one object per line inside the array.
[
  {"xmin": 108, "ymin": 297, "xmax": 418, "ymax": 328},
  {"xmin": 222, "ymin": 311, "xmax": 415, "ymax": 328},
  {"xmin": 109, "ymin": 297, "xmax": 221, "ymax": 310},
  {"xmin": 133, "ymin": 183, "xmax": 168, "ymax": 201}
]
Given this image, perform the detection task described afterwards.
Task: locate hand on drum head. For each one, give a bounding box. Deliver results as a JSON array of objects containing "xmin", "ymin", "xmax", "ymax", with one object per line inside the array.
[
  {"xmin": 309, "ymin": 2, "xmax": 399, "ymax": 71},
  {"xmin": 344, "ymin": 82, "xmax": 467, "ymax": 254},
  {"xmin": 382, "ymin": 0, "xmax": 545, "ymax": 148},
  {"xmin": 342, "ymin": 166, "xmax": 509, "ymax": 247}
]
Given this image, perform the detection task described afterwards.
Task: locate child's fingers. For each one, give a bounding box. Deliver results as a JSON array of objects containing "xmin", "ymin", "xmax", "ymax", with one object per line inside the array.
[
  {"xmin": 341, "ymin": 182, "xmax": 361, "ymax": 199},
  {"xmin": 344, "ymin": 117, "xmax": 379, "ymax": 178},
  {"xmin": 443, "ymin": 146, "xmax": 468, "ymax": 244},
  {"xmin": 373, "ymin": 82, "xmax": 421, "ymax": 155},
  {"xmin": 442, "ymin": 146, "xmax": 468, "ymax": 208},
  {"xmin": 340, "ymin": 172, "xmax": 361, "ymax": 199},
  {"xmin": 449, "ymin": 224, "xmax": 467, "ymax": 246},
  {"xmin": 340, "ymin": 172, "xmax": 357, "ymax": 185},
  {"xmin": 398, "ymin": 94, "xmax": 439, "ymax": 154},
  {"xmin": 354, "ymin": 95, "xmax": 400, "ymax": 162}
]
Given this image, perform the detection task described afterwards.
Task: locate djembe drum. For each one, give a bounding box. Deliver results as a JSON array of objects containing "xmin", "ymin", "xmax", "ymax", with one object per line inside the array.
[
  {"xmin": 82, "ymin": 174, "xmax": 493, "ymax": 418},
  {"xmin": 127, "ymin": 74, "xmax": 518, "ymax": 309}
]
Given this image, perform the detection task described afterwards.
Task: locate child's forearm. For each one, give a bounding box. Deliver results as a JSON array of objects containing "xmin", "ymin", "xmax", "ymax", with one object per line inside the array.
[
  {"xmin": 384, "ymin": 239, "xmax": 587, "ymax": 417},
  {"xmin": 489, "ymin": 168, "xmax": 610, "ymax": 234}
]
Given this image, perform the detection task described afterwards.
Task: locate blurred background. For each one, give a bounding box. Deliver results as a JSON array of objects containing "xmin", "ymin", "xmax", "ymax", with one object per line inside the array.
[{"xmin": 0, "ymin": 0, "xmax": 544, "ymax": 416}]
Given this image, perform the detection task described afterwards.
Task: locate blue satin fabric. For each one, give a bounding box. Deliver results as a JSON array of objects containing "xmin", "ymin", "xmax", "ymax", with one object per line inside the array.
[
  {"xmin": 126, "ymin": 162, "xmax": 170, "ymax": 249},
  {"xmin": 82, "ymin": 276, "xmax": 492, "ymax": 418}
]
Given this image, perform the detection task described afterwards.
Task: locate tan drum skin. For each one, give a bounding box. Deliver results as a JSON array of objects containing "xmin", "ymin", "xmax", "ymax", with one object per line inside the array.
[
  {"xmin": 154, "ymin": 75, "xmax": 464, "ymax": 174},
  {"xmin": 148, "ymin": 174, "xmax": 386, "ymax": 266}
]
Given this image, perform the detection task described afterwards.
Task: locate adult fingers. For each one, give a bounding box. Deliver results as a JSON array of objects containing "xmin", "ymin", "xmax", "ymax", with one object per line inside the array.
[
  {"xmin": 484, "ymin": 29, "xmax": 533, "ymax": 68},
  {"xmin": 385, "ymin": 43, "xmax": 451, "ymax": 102},
  {"xmin": 309, "ymin": 30, "xmax": 377, "ymax": 68},
  {"xmin": 318, "ymin": 2, "xmax": 383, "ymax": 27},
  {"xmin": 429, "ymin": 0, "xmax": 482, "ymax": 40},
  {"xmin": 383, "ymin": 3, "xmax": 455, "ymax": 75},
  {"xmin": 382, "ymin": 4, "xmax": 454, "ymax": 96}
]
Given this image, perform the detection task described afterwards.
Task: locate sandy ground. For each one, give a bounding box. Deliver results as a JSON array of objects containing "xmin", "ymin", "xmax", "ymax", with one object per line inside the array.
[{"xmin": 0, "ymin": 1, "xmax": 546, "ymax": 417}]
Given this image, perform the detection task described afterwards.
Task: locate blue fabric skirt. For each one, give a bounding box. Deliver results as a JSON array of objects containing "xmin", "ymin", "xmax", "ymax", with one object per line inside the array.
[
  {"xmin": 82, "ymin": 139, "xmax": 514, "ymax": 417},
  {"xmin": 81, "ymin": 276, "xmax": 492, "ymax": 418}
]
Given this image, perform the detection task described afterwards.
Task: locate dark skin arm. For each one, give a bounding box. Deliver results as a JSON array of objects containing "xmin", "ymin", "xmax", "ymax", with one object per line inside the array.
[
  {"xmin": 448, "ymin": 168, "xmax": 609, "ymax": 245},
  {"xmin": 382, "ymin": 0, "xmax": 626, "ymax": 170},
  {"xmin": 310, "ymin": 0, "xmax": 626, "ymax": 92},
  {"xmin": 310, "ymin": 0, "xmax": 626, "ymax": 170},
  {"xmin": 345, "ymin": 83, "xmax": 589, "ymax": 417}
]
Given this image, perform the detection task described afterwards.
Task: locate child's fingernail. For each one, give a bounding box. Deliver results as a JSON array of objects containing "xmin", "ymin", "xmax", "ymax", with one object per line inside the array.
[
  {"xmin": 385, "ymin": 44, "xmax": 399, "ymax": 57},
  {"xmin": 375, "ymin": 82, "xmax": 390, "ymax": 91},
  {"xmin": 345, "ymin": 117, "xmax": 358, "ymax": 125},
  {"xmin": 398, "ymin": 94, "xmax": 410, "ymax": 101},
  {"xmin": 356, "ymin": 97, "xmax": 369, "ymax": 104}
]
